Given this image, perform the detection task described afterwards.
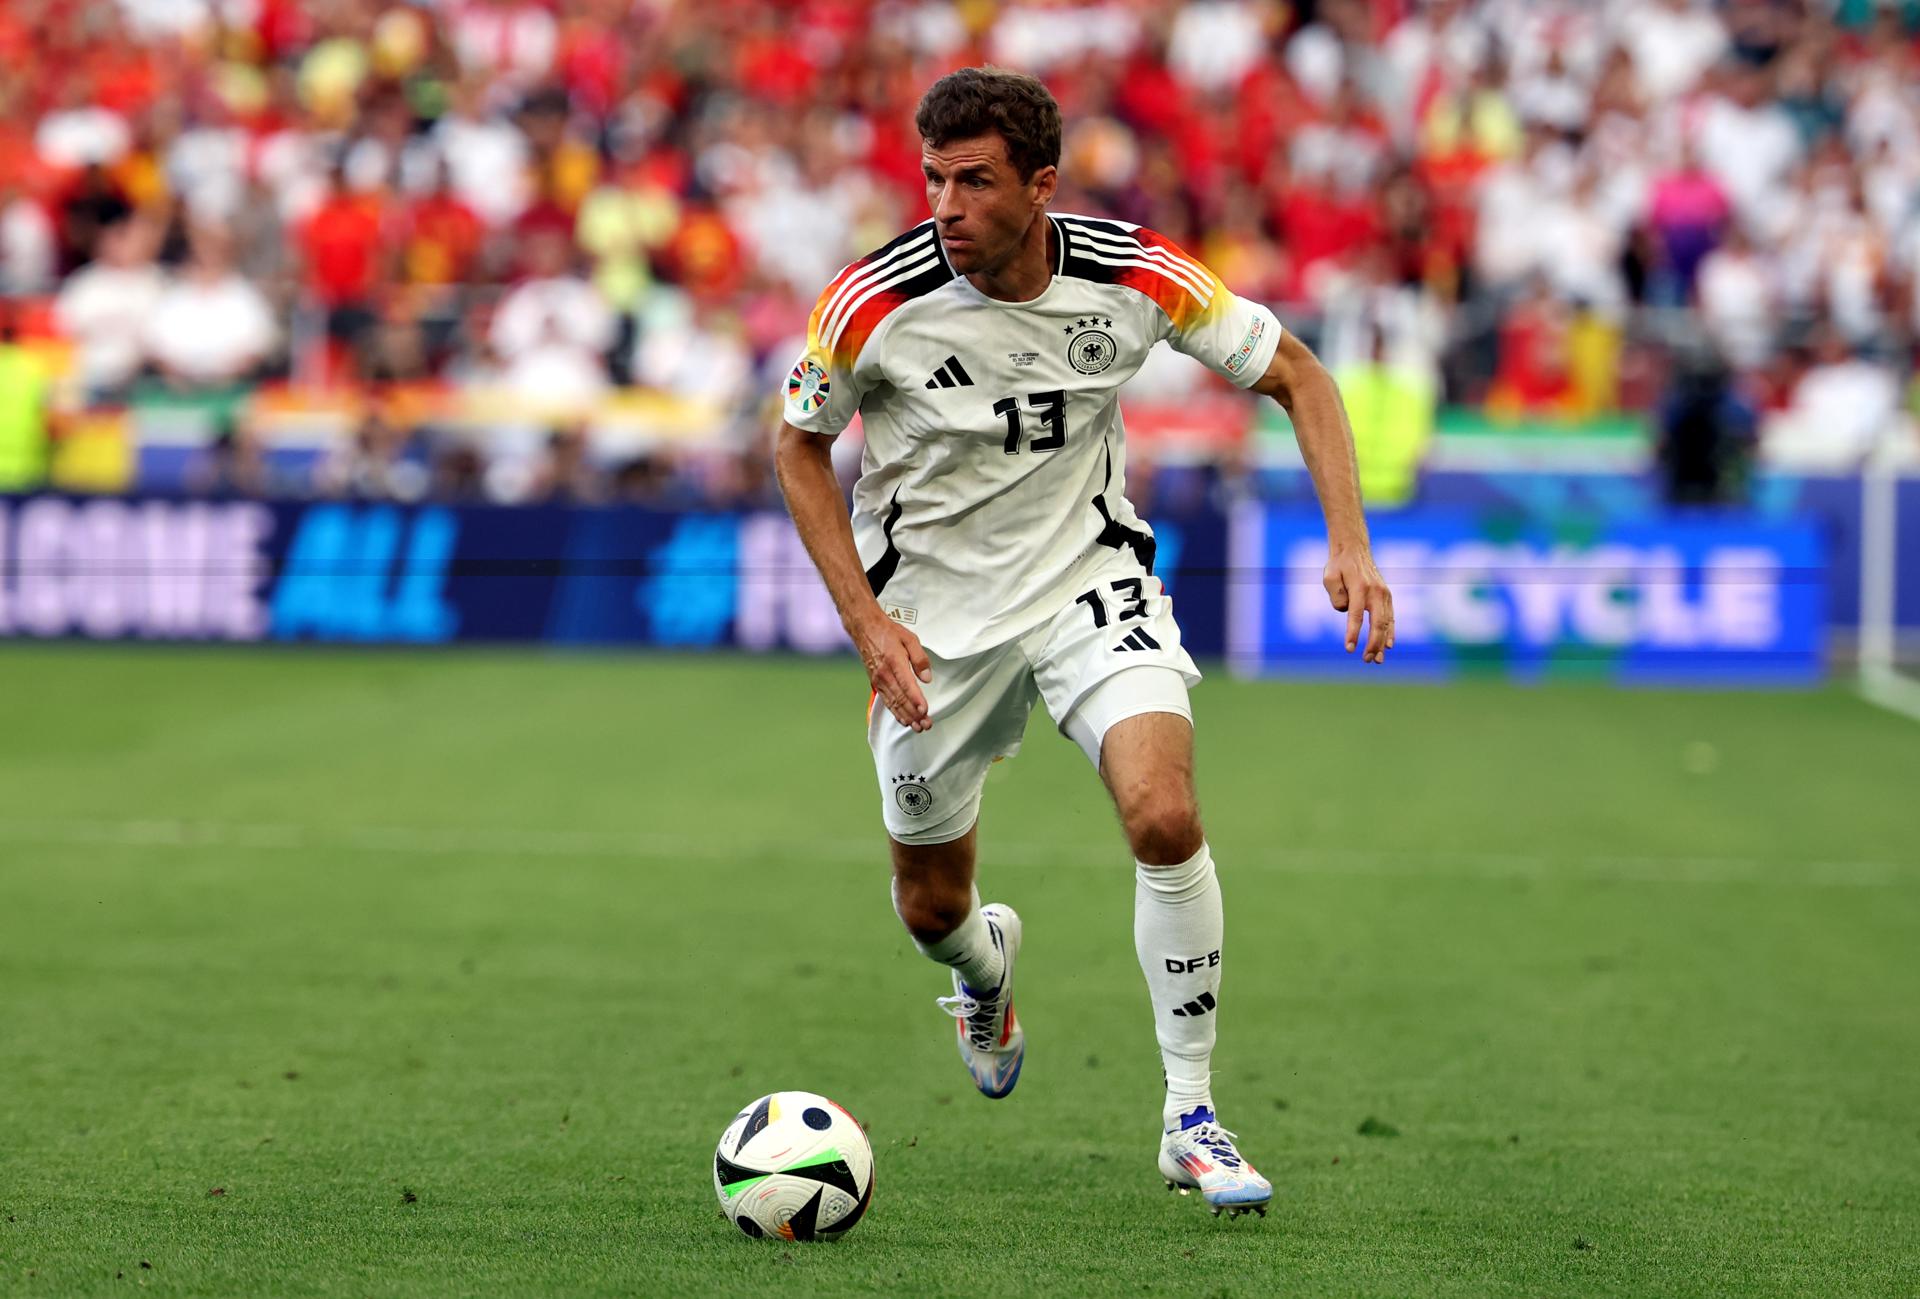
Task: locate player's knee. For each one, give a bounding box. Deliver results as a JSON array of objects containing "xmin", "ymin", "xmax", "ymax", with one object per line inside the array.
[
  {"xmin": 892, "ymin": 874, "xmax": 972, "ymax": 942},
  {"xmin": 1126, "ymin": 795, "xmax": 1204, "ymax": 866}
]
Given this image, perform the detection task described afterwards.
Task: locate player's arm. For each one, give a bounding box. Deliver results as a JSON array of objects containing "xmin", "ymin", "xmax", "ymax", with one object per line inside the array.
[
  {"xmin": 1249, "ymin": 331, "xmax": 1394, "ymax": 663},
  {"xmin": 774, "ymin": 422, "xmax": 934, "ymax": 732}
]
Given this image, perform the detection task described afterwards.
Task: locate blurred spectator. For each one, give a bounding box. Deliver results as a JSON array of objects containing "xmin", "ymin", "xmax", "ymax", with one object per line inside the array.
[
  {"xmin": 35, "ymin": 77, "xmax": 133, "ymax": 171},
  {"xmin": 144, "ymin": 224, "xmax": 278, "ymax": 390},
  {"xmin": 1488, "ymin": 276, "xmax": 1576, "ymax": 417},
  {"xmin": 1333, "ymin": 326, "xmax": 1436, "ymax": 509},
  {"xmin": 1766, "ymin": 325, "xmax": 1900, "ymax": 468},
  {"xmin": 57, "ymin": 164, "xmax": 135, "ymax": 274},
  {"xmin": 116, "ymin": 0, "xmax": 217, "ymax": 41},
  {"xmin": 1475, "ymin": 126, "xmax": 1572, "ymax": 296},
  {"xmin": 54, "ymin": 213, "xmax": 166, "ymax": 398},
  {"xmin": 166, "ymin": 98, "xmax": 251, "ymax": 227},
  {"xmin": 398, "ymin": 160, "xmax": 486, "ymax": 306},
  {"xmin": 343, "ymin": 86, "xmax": 437, "ymax": 197},
  {"xmin": 431, "ymin": 441, "xmax": 489, "ymax": 503},
  {"xmin": 1535, "ymin": 163, "xmax": 1629, "ymax": 314},
  {"xmin": 1646, "ymin": 137, "xmax": 1732, "ymax": 305},
  {"xmin": 449, "ymin": 0, "xmax": 560, "ymax": 87},
  {"xmin": 488, "ymin": 223, "xmax": 614, "ymax": 409},
  {"xmin": 991, "ymin": 2, "xmax": 1141, "ymax": 75},
  {"xmin": 1695, "ymin": 223, "xmax": 1776, "ymax": 371},
  {"xmin": 0, "ymin": 303, "xmax": 50, "ymax": 491},
  {"xmin": 517, "ymin": 84, "xmax": 600, "ymax": 220},
  {"xmin": 299, "ymin": 165, "xmax": 387, "ymax": 362},
  {"xmin": 1511, "ymin": 47, "xmax": 1590, "ymax": 134},
  {"xmin": 1417, "ymin": 47, "xmax": 1523, "ymax": 170},
  {"xmin": 1273, "ymin": 157, "xmax": 1381, "ymax": 306},
  {"xmin": 526, "ymin": 423, "xmax": 608, "ymax": 505},
  {"xmin": 613, "ymin": 452, "xmax": 673, "ymax": 506},
  {"xmin": 1167, "ymin": 0, "xmax": 1272, "ymax": 95},
  {"xmin": 1695, "ymin": 60, "xmax": 1803, "ymax": 225},
  {"xmin": 632, "ymin": 291, "xmax": 754, "ymax": 409},
  {"xmin": 320, "ymin": 408, "xmax": 431, "ymax": 503},
  {"xmin": 576, "ymin": 157, "xmax": 678, "ymax": 320},
  {"xmin": 1618, "ymin": 0, "xmax": 1727, "ymax": 104},
  {"xmin": 1, "ymin": 181, "xmax": 57, "ymax": 296},
  {"xmin": 434, "ymin": 75, "xmax": 532, "ymax": 229}
]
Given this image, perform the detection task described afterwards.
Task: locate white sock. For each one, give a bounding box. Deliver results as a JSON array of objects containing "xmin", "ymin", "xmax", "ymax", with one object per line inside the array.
[
  {"xmin": 1134, "ymin": 842, "xmax": 1222, "ymax": 1127},
  {"xmin": 898, "ymin": 883, "xmax": 1005, "ymax": 995}
]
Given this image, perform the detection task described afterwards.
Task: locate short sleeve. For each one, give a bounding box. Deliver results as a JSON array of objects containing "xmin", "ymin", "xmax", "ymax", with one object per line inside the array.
[
  {"xmin": 1121, "ymin": 228, "xmax": 1282, "ymax": 388},
  {"xmin": 1164, "ymin": 280, "xmax": 1282, "ymax": 389},
  {"xmin": 782, "ymin": 272, "xmax": 879, "ymax": 436}
]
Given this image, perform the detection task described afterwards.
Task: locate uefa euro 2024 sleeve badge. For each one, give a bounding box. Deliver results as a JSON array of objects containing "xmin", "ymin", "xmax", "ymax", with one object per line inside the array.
[
  {"xmin": 1064, "ymin": 318, "xmax": 1117, "ymax": 375},
  {"xmin": 787, "ymin": 357, "xmax": 831, "ymax": 413}
]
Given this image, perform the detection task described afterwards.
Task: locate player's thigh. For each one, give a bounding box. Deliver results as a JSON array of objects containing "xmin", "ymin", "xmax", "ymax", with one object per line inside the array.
[
  {"xmin": 1070, "ymin": 669, "xmax": 1204, "ymax": 863},
  {"xmin": 1030, "ymin": 552, "xmax": 1201, "ymax": 766},
  {"xmin": 868, "ymin": 641, "xmax": 1035, "ymax": 846},
  {"xmin": 1096, "ymin": 705, "xmax": 1199, "ymax": 829},
  {"xmin": 1029, "ymin": 555, "xmax": 1204, "ymax": 859}
]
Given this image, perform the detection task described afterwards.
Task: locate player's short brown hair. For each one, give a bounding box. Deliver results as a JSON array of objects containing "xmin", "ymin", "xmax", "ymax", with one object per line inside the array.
[{"xmin": 915, "ymin": 67, "xmax": 1062, "ymax": 182}]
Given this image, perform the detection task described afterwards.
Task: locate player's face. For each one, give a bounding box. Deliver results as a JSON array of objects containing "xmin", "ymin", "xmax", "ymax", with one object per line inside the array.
[{"xmin": 922, "ymin": 134, "xmax": 1055, "ymax": 277}]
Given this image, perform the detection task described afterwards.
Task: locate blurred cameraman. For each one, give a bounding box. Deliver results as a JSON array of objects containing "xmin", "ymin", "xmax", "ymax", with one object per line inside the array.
[{"xmin": 1656, "ymin": 336, "xmax": 1755, "ymax": 506}]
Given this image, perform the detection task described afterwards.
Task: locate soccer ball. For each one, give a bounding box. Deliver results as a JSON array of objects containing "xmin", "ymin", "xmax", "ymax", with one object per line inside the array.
[{"xmin": 713, "ymin": 1091, "xmax": 874, "ymax": 1241}]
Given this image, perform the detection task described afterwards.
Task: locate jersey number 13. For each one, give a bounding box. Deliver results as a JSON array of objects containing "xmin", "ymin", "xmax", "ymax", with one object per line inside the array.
[{"xmin": 993, "ymin": 390, "xmax": 1068, "ymax": 455}]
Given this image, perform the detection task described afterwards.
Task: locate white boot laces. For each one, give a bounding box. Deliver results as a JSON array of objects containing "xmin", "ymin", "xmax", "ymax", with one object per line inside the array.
[
  {"xmin": 936, "ymin": 991, "xmax": 999, "ymax": 1051},
  {"xmin": 1186, "ymin": 1121, "xmax": 1245, "ymax": 1171}
]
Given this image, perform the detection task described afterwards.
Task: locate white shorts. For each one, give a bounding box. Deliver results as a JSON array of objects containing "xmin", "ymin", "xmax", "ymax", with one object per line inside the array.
[{"xmin": 869, "ymin": 550, "xmax": 1201, "ymax": 845}]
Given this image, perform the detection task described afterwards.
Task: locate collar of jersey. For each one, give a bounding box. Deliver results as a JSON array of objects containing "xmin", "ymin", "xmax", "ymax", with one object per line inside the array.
[{"xmin": 952, "ymin": 215, "xmax": 1066, "ymax": 310}]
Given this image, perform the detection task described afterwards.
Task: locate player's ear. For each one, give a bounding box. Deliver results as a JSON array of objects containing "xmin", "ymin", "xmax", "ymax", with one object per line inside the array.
[{"xmin": 1029, "ymin": 164, "xmax": 1057, "ymax": 209}]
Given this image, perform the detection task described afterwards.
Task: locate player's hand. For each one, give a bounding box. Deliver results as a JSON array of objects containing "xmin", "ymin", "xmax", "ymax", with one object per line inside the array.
[
  {"xmin": 853, "ymin": 609, "xmax": 934, "ymax": 732},
  {"xmin": 1324, "ymin": 542, "xmax": 1394, "ymax": 664}
]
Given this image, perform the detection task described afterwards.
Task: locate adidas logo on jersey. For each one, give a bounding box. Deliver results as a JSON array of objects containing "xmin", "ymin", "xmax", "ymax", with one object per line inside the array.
[
  {"xmin": 924, "ymin": 356, "xmax": 974, "ymax": 389},
  {"xmin": 1114, "ymin": 627, "xmax": 1162, "ymax": 652}
]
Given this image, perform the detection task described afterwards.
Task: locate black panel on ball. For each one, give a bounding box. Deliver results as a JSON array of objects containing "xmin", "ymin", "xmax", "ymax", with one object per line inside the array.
[
  {"xmin": 735, "ymin": 1095, "xmax": 774, "ymax": 1154},
  {"xmin": 714, "ymin": 1151, "xmax": 765, "ymax": 1189},
  {"xmin": 788, "ymin": 1187, "xmax": 824, "ymax": 1242},
  {"xmin": 827, "ymin": 1169, "xmax": 875, "ymax": 1237}
]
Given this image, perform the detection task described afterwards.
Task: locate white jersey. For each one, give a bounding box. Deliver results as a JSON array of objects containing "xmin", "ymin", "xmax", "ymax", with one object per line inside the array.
[{"xmin": 783, "ymin": 213, "xmax": 1282, "ymax": 659}]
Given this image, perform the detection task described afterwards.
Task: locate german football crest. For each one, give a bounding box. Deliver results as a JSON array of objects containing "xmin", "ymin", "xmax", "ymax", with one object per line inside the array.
[
  {"xmin": 787, "ymin": 357, "xmax": 831, "ymax": 413},
  {"xmin": 891, "ymin": 773, "xmax": 933, "ymax": 816},
  {"xmin": 1065, "ymin": 318, "xmax": 1117, "ymax": 375}
]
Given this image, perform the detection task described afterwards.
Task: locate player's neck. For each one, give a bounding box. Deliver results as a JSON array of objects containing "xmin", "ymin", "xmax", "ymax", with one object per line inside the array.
[{"xmin": 965, "ymin": 214, "xmax": 1055, "ymax": 304}]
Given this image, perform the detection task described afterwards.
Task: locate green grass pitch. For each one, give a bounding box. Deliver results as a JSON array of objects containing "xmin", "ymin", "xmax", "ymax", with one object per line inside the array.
[{"xmin": 1, "ymin": 646, "xmax": 1916, "ymax": 1298}]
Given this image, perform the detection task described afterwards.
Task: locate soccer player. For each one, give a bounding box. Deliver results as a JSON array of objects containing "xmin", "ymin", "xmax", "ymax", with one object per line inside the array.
[{"xmin": 775, "ymin": 68, "xmax": 1393, "ymax": 1218}]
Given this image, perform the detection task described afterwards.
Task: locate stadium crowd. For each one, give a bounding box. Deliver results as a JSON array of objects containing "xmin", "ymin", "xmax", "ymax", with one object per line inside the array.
[{"xmin": 1, "ymin": 0, "xmax": 1918, "ymax": 505}]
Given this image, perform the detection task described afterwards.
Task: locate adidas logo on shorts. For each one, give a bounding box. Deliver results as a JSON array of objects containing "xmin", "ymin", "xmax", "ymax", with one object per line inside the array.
[
  {"xmin": 924, "ymin": 356, "xmax": 974, "ymax": 389},
  {"xmin": 1114, "ymin": 628, "xmax": 1162, "ymax": 652}
]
